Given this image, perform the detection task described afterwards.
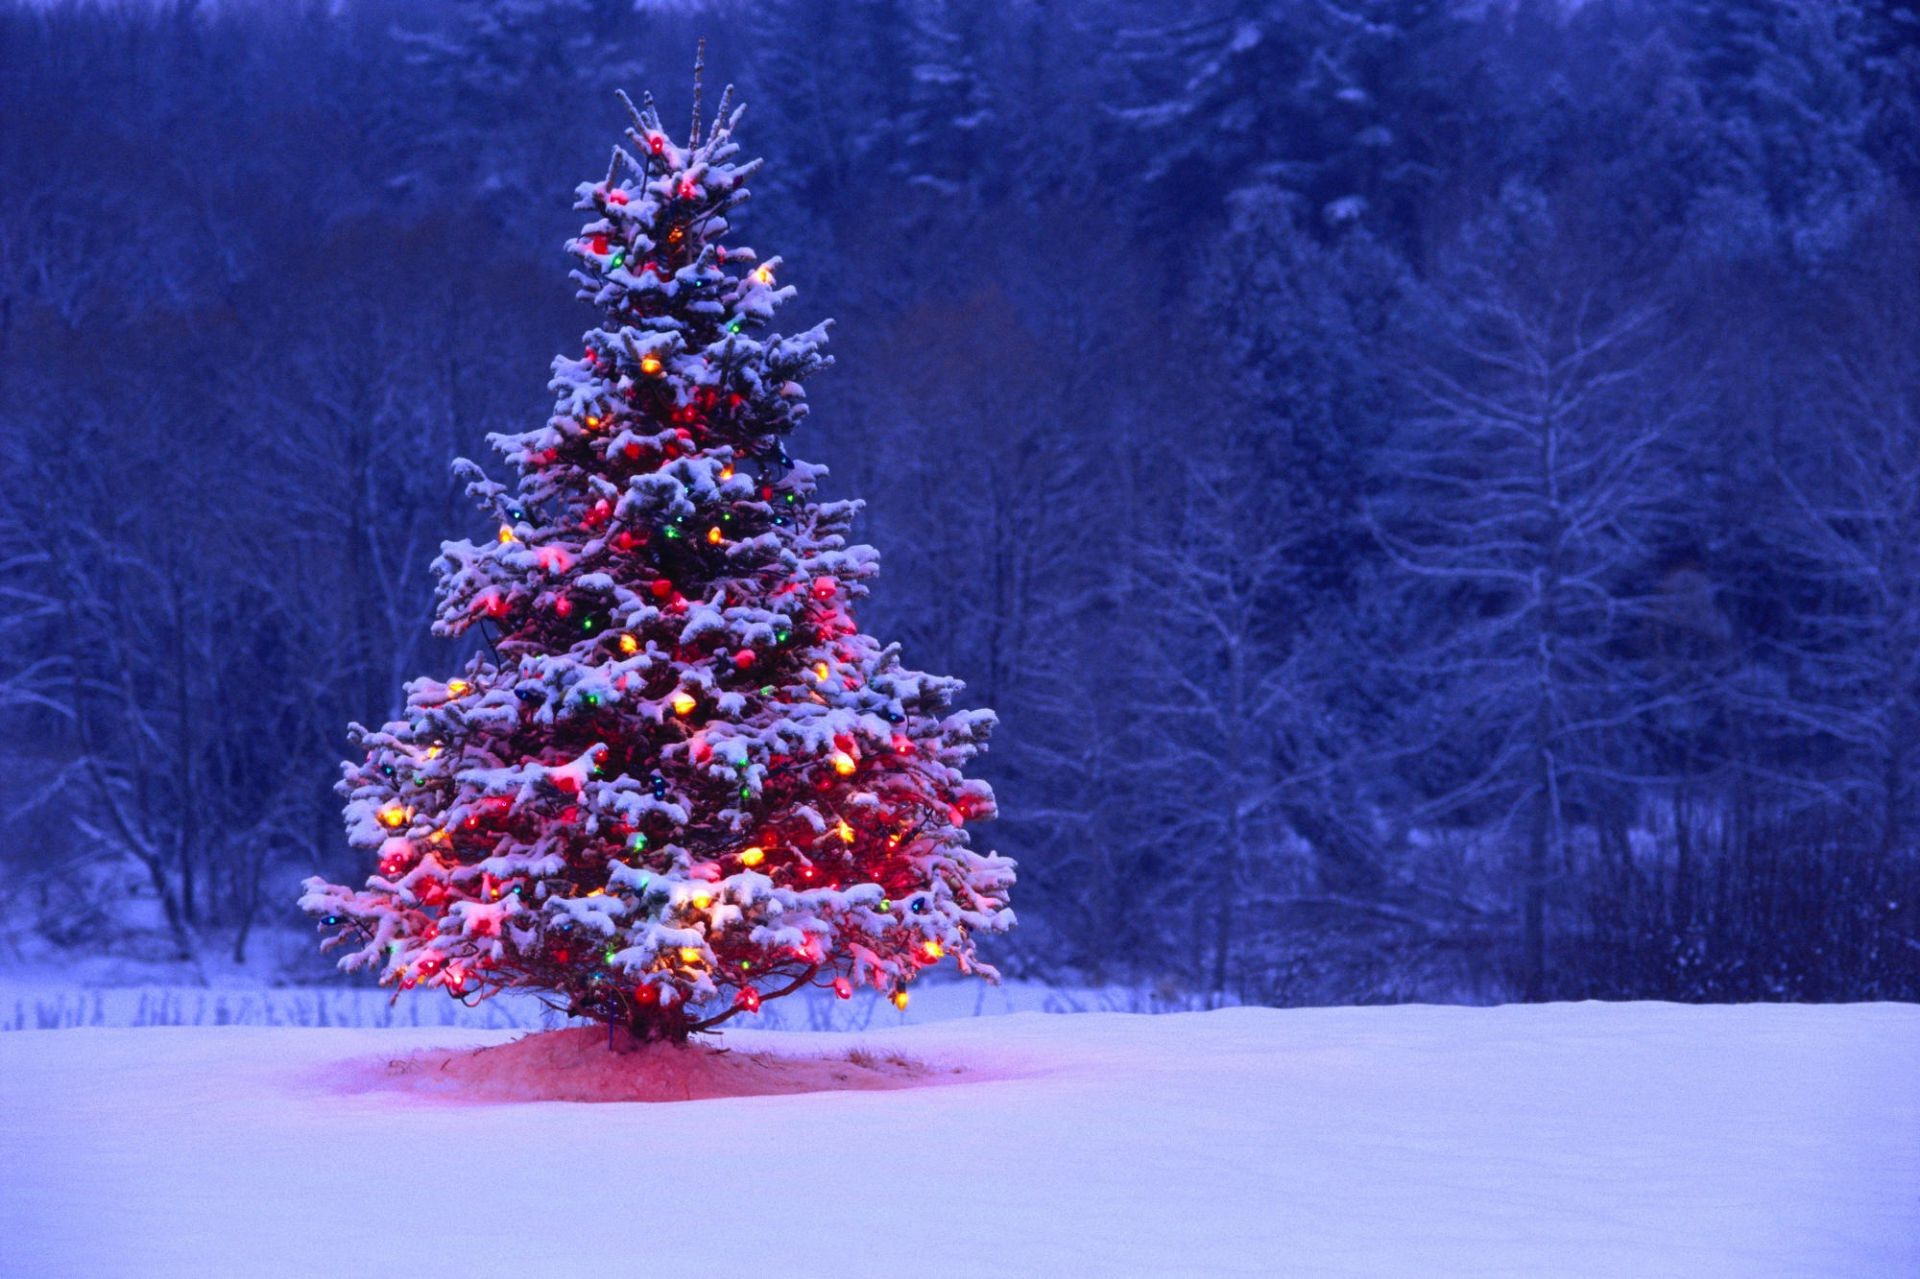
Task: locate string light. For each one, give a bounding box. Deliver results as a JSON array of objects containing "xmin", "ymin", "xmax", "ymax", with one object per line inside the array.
[
  {"xmin": 836, "ymin": 820, "xmax": 855, "ymax": 844},
  {"xmin": 619, "ymin": 633, "xmax": 639, "ymax": 655},
  {"xmin": 498, "ymin": 525, "xmax": 515, "ymax": 544},
  {"xmin": 831, "ymin": 751, "xmax": 856, "ymax": 777},
  {"xmin": 891, "ymin": 990, "xmax": 910, "ymax": 1011},
  {"xmin": 739, "ymin": 846, "xmax": 765, "ymax": 867},
  {"xmin": 922, "ymin": 940, "xmax": 944, "ymax": 960},
  {"xmin": 672, "ymin": 692, "xmax": 697, "ymax": 716},
  {"xmin": 707, "ymin": 526, "xmax": 723, "ymax": 545},
  {"xmin": 378, "ymin": 804, "xmax": 408, "ymax": 829},
  {"xmin": 832, "ymin": 977, "xmax": 852, "ymax": 999},
  {"xmin": 641, "ymin": 354, "xmax": 664, "ymax": 376}
]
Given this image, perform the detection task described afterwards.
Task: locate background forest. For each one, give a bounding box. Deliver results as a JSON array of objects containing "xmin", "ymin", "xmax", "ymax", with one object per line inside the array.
[{"xmin": 2, "ymin": 0, "xmax": 1917, "ymax": 1005}]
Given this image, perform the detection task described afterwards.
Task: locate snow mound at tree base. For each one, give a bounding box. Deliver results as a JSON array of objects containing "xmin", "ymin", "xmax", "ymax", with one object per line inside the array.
[{"xmin": 344, "ymin": 1025, "xmax": 963, "ymax": 1103}]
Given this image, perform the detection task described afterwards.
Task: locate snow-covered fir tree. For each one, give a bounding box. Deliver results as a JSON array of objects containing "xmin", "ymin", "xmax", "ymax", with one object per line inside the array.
[{"xmin": 301, "ymin": 79, "xmax": 1015, "ymax": 1040}]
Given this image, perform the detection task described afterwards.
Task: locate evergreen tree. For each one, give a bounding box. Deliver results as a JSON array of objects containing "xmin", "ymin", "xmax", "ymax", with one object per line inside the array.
[
  {"xmin": 301, "ymin": 83, "xmax": 1015, "ymax": 1040},
  {"xmin": 1112, "ymin": 0, "xmax": 1319, "ymax": 212},
  {"xmin": 900, "ymin": 0, "xmax": 995, "ymax": 197},
  {"xmin": 1678, "ymin": 0, "xmax": 1880, "ymax": 256}
]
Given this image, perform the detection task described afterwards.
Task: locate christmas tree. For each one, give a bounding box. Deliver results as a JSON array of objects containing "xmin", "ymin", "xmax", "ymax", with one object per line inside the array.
[{"xmin": 300, "ymin": 74, "xmax": 1015, "ymax": 1041}]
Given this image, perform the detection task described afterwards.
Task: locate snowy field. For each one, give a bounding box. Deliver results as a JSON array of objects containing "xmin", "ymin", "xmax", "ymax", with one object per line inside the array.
[{"xmin": 2, "ymin": 1002, "xmax": 1915, "ymax": 1277}]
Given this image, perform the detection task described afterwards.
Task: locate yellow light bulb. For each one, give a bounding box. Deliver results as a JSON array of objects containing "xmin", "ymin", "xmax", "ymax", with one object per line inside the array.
[
  {"xmin": 754, "ymin": 265, "xmax": 774, "ymax": 285},
  {"xmin": 692, "ymin": 893, "xmax": 712, "ymax": 910},
  {"xmin": 498, "ymin": 525, "xmax": 515, "ymax": 544},
  {"xmin": 640, "ymin": 354, "xmax": 664, "ymax": 376},
  {"xmin": 378, "ymin": 804, "xmax": 408, "ymax": 829},
  {"xmin": 671, "ymin": 692, "xmax": 696, "ymax": 716},
  {"xmin": 831, "ymin": 751, "xmax": 856, "ymax": 777},
  {"xmin": 814, "ymin": 662, "xmax": 830, "ymax": 682},
  {"xmin": 707, "ymin": 526, "xmax": 723, "ymax": 545},
  {"xmin": 891, "ymin": 990, "xmax": 910, "ymax": 1011},
  {"xmin": 837, "ymin": 820, "xmax": 855, "ymax": 845},
  {"xmin": 739, "ymin": 846, "xmax": 765, "ymax": 867},
  {"xmin": 678, "ymin": 946, "xmax": 702, "ymax": 965},
  {"xmin": 923, "ymin": 939, "xmax": 944, "ymax": 960},
  {"xmin": 446, "ymin": 679, "xmax": 470, "ymax": 697},
  {"xmin": 719, "ymin": 464, "xmax": 735, "ymax": 481},
  {"xmin": 618, "ymin": 633, "xmax": 639, "ymax": 656}
]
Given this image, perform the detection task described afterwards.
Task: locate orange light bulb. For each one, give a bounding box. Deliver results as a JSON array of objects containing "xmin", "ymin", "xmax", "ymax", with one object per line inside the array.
[
  {"xmin": 640, "ymin": 354, "xmax": 664, "ymax": 376},
  {"xmin": 618, "ymin": 633, "xmax": 639, "ymax": 655}
]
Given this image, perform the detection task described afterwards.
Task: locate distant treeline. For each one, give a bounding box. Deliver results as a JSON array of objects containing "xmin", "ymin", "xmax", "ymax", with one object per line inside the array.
[{"xmin": 1, "ymin": 0, "xmax": 1916, "ymax": 1002}]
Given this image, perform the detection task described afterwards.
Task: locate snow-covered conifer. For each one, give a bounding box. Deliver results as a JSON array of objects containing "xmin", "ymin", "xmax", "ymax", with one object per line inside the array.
[{"xmin": 301, "ymin": 78, "xmax": 1014, "ymax": 1039}]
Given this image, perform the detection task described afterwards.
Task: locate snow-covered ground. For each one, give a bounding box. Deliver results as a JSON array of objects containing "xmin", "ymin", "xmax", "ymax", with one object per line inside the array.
[{"xmin": 3, "ymin": 1002, "xmax": 1915, "ymax": 1277}]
